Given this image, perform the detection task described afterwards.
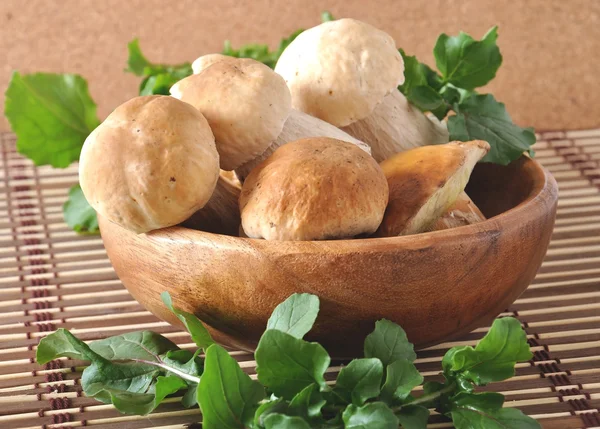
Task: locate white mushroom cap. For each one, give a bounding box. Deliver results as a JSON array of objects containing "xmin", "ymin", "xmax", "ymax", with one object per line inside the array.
[
  {"xmin": 79, "ymin": 95, "xmax": 220, "ymax": 234},
  {"xmin": 240, "ymin": 137, "xmax": 389, "ymax": 241},
  {"xmin": 191, "ymin": 53, "xmax": 236, "ymax": 74},
  {"xmin": 171, "ymin": 58, "xmax": 292, "ymax": 171},
  {"xmin": 274, "ymin": 18, "xmax": 404, "ymax": 127}
]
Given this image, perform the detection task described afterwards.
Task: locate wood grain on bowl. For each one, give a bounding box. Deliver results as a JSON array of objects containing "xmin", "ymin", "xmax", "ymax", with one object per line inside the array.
[{"xmin": 99, "ymin": 156, "xmax": 558, "ymax": 357}]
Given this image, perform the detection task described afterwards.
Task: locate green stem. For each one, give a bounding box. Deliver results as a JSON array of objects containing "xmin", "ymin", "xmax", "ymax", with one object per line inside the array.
[
  {"xmin": 115, "ymin": 358, "xmax": 201, "ymax": 384},
  {"xmin": 393, "ymin": 382, "xmax": 456, "ymax": 412}
]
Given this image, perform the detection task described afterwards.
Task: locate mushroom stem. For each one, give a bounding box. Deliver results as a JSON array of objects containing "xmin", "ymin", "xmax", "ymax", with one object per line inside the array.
[
  {"xmin": 430, "ymin": 193, "xmax": 486, "ymax": 231},
  {"xmin": 181, "ymin": 176, "xmax": 240, "ymax": 236},
  {"xmin": 341, "ymin": 90, "xmax": 449, "ymax": 163},
  {"xmin": 235, "ymin": 109, "xmax": 371, "ymax": 182}
]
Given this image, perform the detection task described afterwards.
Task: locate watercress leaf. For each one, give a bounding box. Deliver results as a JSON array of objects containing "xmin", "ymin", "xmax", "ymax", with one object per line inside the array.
[
  {"xmin": 37, "ymin": 328, "xmax": 107, "ymax": 364},
  {"xmin": 264, "ymin": 413, "xmax": 312, "ymax": 429},
  {"xmin": 266, "ymin": 293, "xmax": 320, "ymax": 339},
  {"xmin": 443, "ymin": 317, "xmax": 532, "ymax": 385},
  {"xmin": 4, "ymin": 72, "xmax": 100, "ymax": 168},
  {"xmin": 107, "ymin": 375, "xmax": 188, "ymax": 415},
  {"xmin": 139, "ymin": 73, "xmax": 179, "ymax": 96},
  {"xmin": 198, "ymin": 344, "xmax": 265, "ymax": 429},
  {"xmin": 63, "ymin": 185, "xmax": 99, "ymax": 235},
  {"xmin": 255, "ymin": 329, "xmax": 330, "ymax": 399},
  {"xmin": 396, "ymin": 405, "xmax": 430, "ymax": 429},
  {"xmin": 451, "ymin": 406, "xmax": 540, "ymax": 429},
  {"xmin": 380, "ymin": 359, "xmax": 423, "ymax": 404},
  {"xmin": 408, "ymin": 86, "xmax": 445, "ymax": 113},
  {"xmin": 335, "ymin": 358, "xmax": 383, "ymax": 405},
  {"xmin": 254, "ymin": 398, "xmax": 288, "ymax": 428},
  {"xmin": 433, "ymin": 27, "xmax": 502, "ymax": 90},
  {"xmin": 126, "ymin": 39, "xmax": 151, "ymax": 76},
  {"xmin": 161, "ymin": 291, "xmax": 214, "ymax": 351},
  {"xmin": 288, "ymin": 384, "xmax": 326, "ymax": 419},
  {"xmin": 364, "ymin": 319, "xmax": 416, "ymax": 365},
  {"xmin": 82, "ymin": 361, "xmax": 159, "ymax": 399},
  {"xmin": 451, "ymin": 392, "xmax": 505, "ymax": 411},
  {"xmin": 342, "ymin": 402, "xmax": 399, "ymax": 429},
  {"xmin": 223, "ymin": 40, "xmax": 278, "ymax": 69},
  {"xmin": 162, "ymin": 349, "xmax": 204, "ymax": 378},
  {"xmin": 182, "ymin": 384, "xmax": 198, "ymax": 408},
  {"xmin": 399, "ymin": 50, "xmax": 443, "ymax": 93},
  {"xmin": 321, "ymin": 11, "xmax": 335, "ymax": 22},
  {"xmin": 89, "ymin": 331, "xmax": 179, "ymax": 361},
  {"xmin": 448, "ymin": 94, "xmax": 536, "ymax": 165}
]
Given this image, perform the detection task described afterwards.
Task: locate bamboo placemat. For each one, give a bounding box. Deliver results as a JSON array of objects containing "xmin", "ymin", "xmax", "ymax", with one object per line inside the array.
[{"xmin": 0, "ymin": 130, "xmax": 599, "ymax": 429}]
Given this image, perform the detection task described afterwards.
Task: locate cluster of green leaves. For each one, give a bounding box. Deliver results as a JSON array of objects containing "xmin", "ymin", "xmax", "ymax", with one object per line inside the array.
[
  {"xmin": 38, "ymin": 292, "xmax": 540, "ymax": 428},
  {"xmin": 398, "ymin": 27, "xmax": 536, "ymax": 165}
]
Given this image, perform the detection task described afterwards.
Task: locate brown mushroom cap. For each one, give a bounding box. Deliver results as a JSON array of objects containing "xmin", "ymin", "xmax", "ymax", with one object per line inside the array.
[
  {"xmin": 79, "ymin": 95, "xmax": 220, "ymax": 234},
  {"xmin": 171, "ymin": 58, "xmax": 292, "ymax": 171},
  {"xmin": 191, "ymin": 53, "xmax": 236, "ymax": 74},
  {"xmin": 240, "ymin": 137, "xmax": 389, "ymax": 241},
  {"xmin": 274, "ymin": 18, "xmax": 404, "ymax": 127},
  {"xmin": 375, "ymin": 140, "xmax": 490, "ymax": 237}
]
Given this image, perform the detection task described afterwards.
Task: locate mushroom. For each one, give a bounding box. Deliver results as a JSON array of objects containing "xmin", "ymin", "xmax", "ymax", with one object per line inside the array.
[
  {"xmin": 191, "ymin": 53, "xmax": 237, "ymax": 74},
  {"xmin": 79, "ymin": 95, "xmax": 221, "ymax": 234},
  {"xmin": 170, "ymin": 57, "xmax": 371, "ymax": 181},
  {"xmin": 375, "ymin": 140, "xmax": 490, "ymax": 237},
  {"xmin": 429, "ymin": 194, "xmax": 486, "ymax": 231},
  {"xmin": 274, "ymin": 18, "xmax": 485, "ymax": 229},
  {"xmin": 240, "ymin": 137, "xmax": 388, "ymax": 241}
]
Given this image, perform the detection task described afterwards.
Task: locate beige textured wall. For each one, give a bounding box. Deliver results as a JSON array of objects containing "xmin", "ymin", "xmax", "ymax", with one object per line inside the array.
[{"xmin": 1, "ymin": 0, "xmax": 599, "ymax": 132}]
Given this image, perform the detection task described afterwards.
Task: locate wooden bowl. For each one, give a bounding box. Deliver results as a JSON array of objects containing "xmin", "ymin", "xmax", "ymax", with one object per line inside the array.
[{"xmin": 99, "ymin": 157, "xmax": 558, "ymax": 357}]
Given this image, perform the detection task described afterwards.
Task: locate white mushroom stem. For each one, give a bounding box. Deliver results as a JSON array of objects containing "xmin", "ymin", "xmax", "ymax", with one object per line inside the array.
[
  {"xmin": 429, "ymin": 193, "xmax": 486, "ymax": 231},
  {"xmin": 181, "ymin": 176, "xmax": 240, "ymax": 236},
  {"xmin": 341, "ymin": 90, "xmax": 449, "ymax": 163},
  {"xmin": 235, "ymin": 109, "xmax": 371, "ymax": 182}
]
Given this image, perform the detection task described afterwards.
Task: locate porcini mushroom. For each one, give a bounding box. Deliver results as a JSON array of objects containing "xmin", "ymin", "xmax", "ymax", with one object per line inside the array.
[
  {"xmin": 170, "ymin": 57, "xmax": 370, "ymax": 180},
  {"xmin": 240, "ymin": 137, "xmax": 388, "ymax": 241},
  {"xmin": 79, "ymin": 95, "xmax": 220, "ymax": 233},
  {"xmin": 375, "ymin": 140, "xmax": 490, "ymax": 237},
  {"xmin": 274, "ymin": 18, "xmax": 449, "ymax": 162},
  {"xmin": 191, "ymin": 53, "xmax": 237, "ymax": 74},
  {"xmin": 430, "ymin": 194, "xmax": 486, "ymax": 231}
]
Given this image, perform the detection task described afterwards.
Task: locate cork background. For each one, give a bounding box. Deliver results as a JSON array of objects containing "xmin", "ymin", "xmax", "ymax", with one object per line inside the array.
[{"xmin": 1, "ymin": 0, "xmax": 599, "ymax": 132}]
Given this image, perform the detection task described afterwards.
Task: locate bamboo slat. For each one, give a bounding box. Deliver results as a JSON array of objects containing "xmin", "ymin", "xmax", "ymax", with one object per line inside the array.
[{"xmin": 0, "ymin": 130, "xmax": 599, "ymax": 428}]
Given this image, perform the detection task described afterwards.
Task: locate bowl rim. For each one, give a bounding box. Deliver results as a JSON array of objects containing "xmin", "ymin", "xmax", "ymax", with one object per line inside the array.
[{"xmin": 133, "ymin": 157, "xmax": 558, "ymax": 252}]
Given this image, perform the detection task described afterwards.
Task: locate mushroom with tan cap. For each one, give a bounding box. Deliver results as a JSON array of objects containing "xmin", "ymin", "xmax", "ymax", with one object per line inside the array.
[
  {"xmin": 170, "ymin": 57, "xmax": 371, "ymax": 180},
  {"xmin": 240, "ymin": 137, "xmax": 389, "ymax": 241},
  {"xmin": 375, "ymin": 140, "xmax": 490, "ymax": 237},
  {"xmin": 79, "ymin": 95, "xmax": 230, "ymax": 234}
]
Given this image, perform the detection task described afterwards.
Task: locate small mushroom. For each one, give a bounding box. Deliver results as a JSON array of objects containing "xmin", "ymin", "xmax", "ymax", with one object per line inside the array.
[
  {"xmin": 430, "ymin": 194, "xmax": 486, "ymax": 231},
  {"xmin": 170, "ymin": 57, "xmax": 370, "ymax": 180},
  {"xmin": 191, "ymin": 53, "xmax": 237, "ymax": 74},
  {"xmin": 375, "ymin": 140, "xmax": 490, "ymax": 237},
  {"xmin": 274, "ymin": 18, "xmax": 448, "ymax": 163},
  {"xmin": 79, "ymin": 95, "xmax": 220, "ymax": 233},
  {"xmin": 240, "ymin": 137, "xmax": 388, "ymax": 241}
]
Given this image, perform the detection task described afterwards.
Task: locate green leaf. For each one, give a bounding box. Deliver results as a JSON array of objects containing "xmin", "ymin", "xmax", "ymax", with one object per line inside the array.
[
  {"xmin": 443, "ymin": 317, "xmax": 532, "ymax": 385},
  {"xmin": 399, "ymin": 49, "xmax": 443, "ymax": 93},
  {"xmin": 126, "ymin": 39, "xmax": 152, "ymax": 76},
  {"xmin": 139, "ymin": 73, "xmax": 180, "ymax": 96},
  {"xmin": 223, "ymin": 40, "xmax": 279, "ymax": 69},
  {"xmin": 161, "ymin": 291, "xmax": 214, "ymax": 351},
  {"xmin": 264, "ymin": 413, "xmax": 312, "ymax": 429},
  {"xmin": 396, "ymin": 405, "xmax": 430, "ymax": 429},
  {"xmin": 62, "ymin": 184, "xmax": 99, "ymax": 235},
  {"xmin": 89, "ymin": 331, "xmax": 178, "ymax": 361},
  {"xmin": 342, "ymin": 402, "xmax": 399, "ymax": 429},
  {"xmin": 82, "ymin": 361, "xmax": 158, "ymax": 398},
  {"xmin": 266, "ymin": 293, "xmax": 320, "ymax": 339},
  {"xmin": 161, "ymin": 349, "xmax": 204, "ymax": 378},
  {"xmin": 106, "ymin": 375, "xmax": 188, "ymax": 415},
  {"xmin": 451, "ymin": 406, "xmax": 540, "ymax": 429},
  {"xmin": 37, "ymin": 328, "xmax": 107, "ymax": 364},
  {"xmin": 335, "ymin": 358, "xmax": 383, "ymax": 405},
  {"xmin": 198, "ymin": 344, "xmax": 265, "ymax": 429},
  {"xmin": 364, "ymin": 319, "xmax": 416, "ymax": 366},
  {"xmin": 380, "ymin": 359, "xmax": 423, "ymax": 404},
  {"xmin": 408, "ymin": 86, "xmax": 445, "ymax": 112},
  {"xmin": 448, "ymin": 94, "xmax": 536, "ymax": 165},
  {"xmin": 254, "ymin": 398, "xmax": 288, "ymax": 428},
  {"xmin": 288, "ymin": 384, "xmax": 326, "ymax": 419},
  {"xmin": 4, "ymin": 72, "xmax": 100, "ymax": 168},
  {"xmin": 255, "ymin": 330, "xmax": 330, "ymax": 399},
  {"xmin": 182, "ymin": 383, "xmax": 198, "ymax": 408},
  {"xmin": 433, "ymin": 27, "xmax": 502, "ymax": 90},
  {"xmin": 321, "ymin": 11, "xmax": 335, "ymax": 22}
]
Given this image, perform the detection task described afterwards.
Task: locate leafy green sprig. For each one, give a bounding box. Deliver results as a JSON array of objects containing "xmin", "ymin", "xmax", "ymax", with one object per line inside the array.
[{"xmin": 38, "ymin": 292, "xmax": 540, "ymax": 428}]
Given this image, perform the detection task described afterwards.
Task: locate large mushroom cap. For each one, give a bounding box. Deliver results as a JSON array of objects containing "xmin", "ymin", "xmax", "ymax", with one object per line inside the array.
[
  {"xmin": 240, "ymin": 137, "xmax": 389, "ymax": 241},
  {"xmin": 171, "ymin": 58, "xmax": 292, "ymax": 171},
  {"xmin": 79, "ymin": 95, "xmax": 220, "ymax": 234},
  {"xmin": 274, "ymin": 18, "xmax": 404, "ymax": 127}
]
